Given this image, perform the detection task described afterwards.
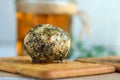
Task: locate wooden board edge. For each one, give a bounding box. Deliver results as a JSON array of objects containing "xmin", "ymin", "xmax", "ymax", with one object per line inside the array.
[{"xmin": 20, "ymin": 65, "xmax": 115, "ymax": 79}]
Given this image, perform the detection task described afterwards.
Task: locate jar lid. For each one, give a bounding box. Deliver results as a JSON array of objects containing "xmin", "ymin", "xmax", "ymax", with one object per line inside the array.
[{"xmin": 16, "ymin": 0, "xmax": 77, "ymax": 14}]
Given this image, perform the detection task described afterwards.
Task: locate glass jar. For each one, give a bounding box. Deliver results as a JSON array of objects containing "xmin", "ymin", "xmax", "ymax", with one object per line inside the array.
[{"xmin": 16, "ymin": 0, "xmax": 77, "ymax": 56}]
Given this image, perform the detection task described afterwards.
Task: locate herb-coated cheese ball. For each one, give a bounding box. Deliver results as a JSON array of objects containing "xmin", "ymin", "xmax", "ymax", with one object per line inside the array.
[{"xmin": 24, "ymin": 24, "xmax": 71, "ymax": 63}]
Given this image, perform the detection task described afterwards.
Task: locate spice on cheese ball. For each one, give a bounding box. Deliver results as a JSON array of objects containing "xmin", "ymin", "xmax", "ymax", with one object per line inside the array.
[{"xmin": 24, "ymin": 24, "xmax": 71, "ymax": 63}]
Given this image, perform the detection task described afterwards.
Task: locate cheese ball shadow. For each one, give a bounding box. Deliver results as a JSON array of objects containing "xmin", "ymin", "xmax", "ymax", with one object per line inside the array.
[{"xmin": 24, "ymin": 24, "xmax": 71, "ymax": 63}]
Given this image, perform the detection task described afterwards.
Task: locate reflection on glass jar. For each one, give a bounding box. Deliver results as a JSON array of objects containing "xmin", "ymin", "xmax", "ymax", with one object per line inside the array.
[{"xmin": 16, "ymin": 0, "xmax": 77, "ymax": 56}]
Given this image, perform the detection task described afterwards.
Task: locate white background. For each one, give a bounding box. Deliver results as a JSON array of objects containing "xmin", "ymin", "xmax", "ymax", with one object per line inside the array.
[{"xmin": 0, "ymin": 0, "xmax": 120, "ymax": 57}]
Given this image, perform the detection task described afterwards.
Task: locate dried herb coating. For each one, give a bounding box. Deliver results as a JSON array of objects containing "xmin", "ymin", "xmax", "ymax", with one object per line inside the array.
[{"xmin": 24, "ymin": 24, "xmax": 71, "ymax": 63}]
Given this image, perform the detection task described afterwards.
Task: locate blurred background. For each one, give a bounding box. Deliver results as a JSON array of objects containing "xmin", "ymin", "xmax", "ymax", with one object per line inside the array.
[{"xmin": 0, "ymin": 0, "xmax": 120, "ymax": 59}]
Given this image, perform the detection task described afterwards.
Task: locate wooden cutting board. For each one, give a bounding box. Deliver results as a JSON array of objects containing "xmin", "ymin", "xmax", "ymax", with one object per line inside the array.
[
  {"xmin": 0, "ymin": 56, "xmax": 115, "ymax": 79},
  {"xmin": 75, "ymin": 56, "xmax": 120, "ymax": 72}
]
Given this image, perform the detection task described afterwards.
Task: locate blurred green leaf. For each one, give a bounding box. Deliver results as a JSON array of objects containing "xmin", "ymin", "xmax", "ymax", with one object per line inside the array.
[
  {"xmin": 66, "ymin": 35, "xmax": 116, "ymax": 60},
  {"xmin": 93, "ymin": 46, "xmax": 105, "ymax": 53},
  {"xmin": 86, "ymin": 51, "xmax": 93, "ymax": 57},
  {"xmin": 76, "ymin": 41, "xmax": 82, "ymax": 47},
  {"xmin": 108, "ymin": 50, "xmax": 116, "ymax": 56}
]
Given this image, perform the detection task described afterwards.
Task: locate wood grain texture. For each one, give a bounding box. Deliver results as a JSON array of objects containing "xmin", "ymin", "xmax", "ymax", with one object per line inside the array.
[
  {"xmin": 0, "ymin": 71, "xmax": 120, "ymax": 80},
  {"xmin": 0, "ymin": 56, "xmax": 115, "ymax": 79},
  {"xmin": 75, "ymin": 56, "xmax": 120, "ymax": 72}
]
